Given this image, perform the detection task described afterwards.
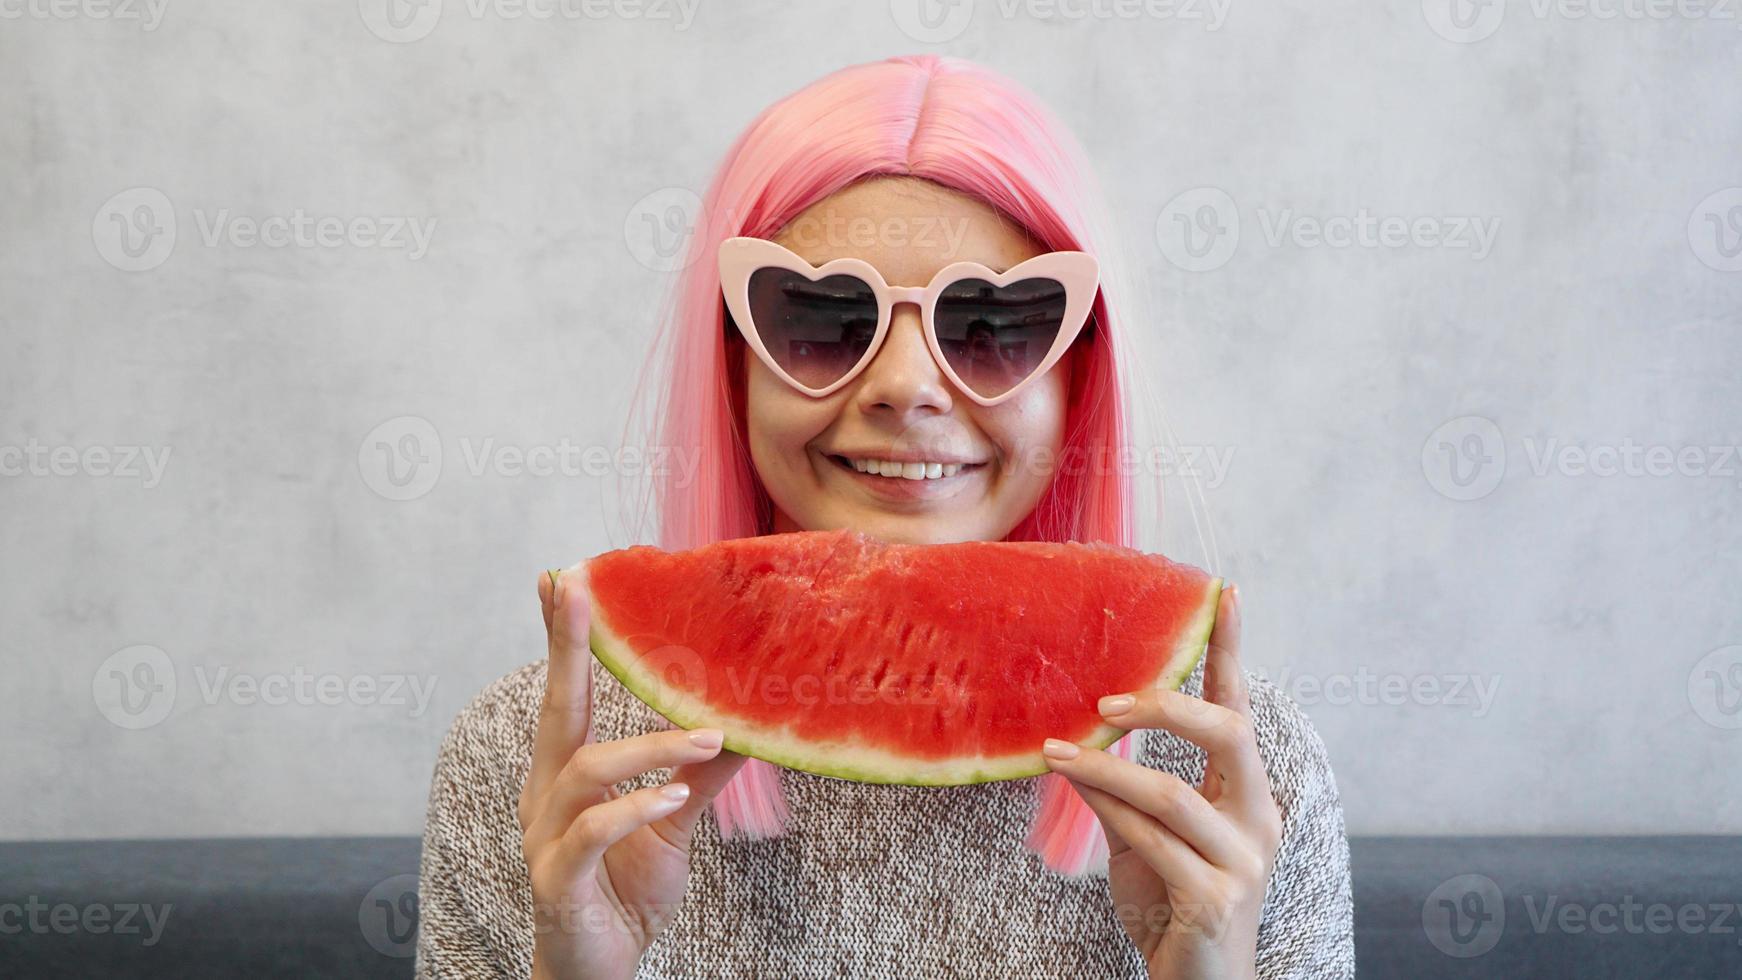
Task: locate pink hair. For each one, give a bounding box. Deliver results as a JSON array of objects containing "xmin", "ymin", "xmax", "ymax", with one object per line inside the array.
[{"xmin": 624, "ymin": 54, "xmax": 1165, "ymax": 877}]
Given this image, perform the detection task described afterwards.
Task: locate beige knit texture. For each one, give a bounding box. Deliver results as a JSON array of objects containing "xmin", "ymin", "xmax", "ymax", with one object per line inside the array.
[{"xmin": 416, "ymin": 654, "xmax": 1355, "ymax": 978}]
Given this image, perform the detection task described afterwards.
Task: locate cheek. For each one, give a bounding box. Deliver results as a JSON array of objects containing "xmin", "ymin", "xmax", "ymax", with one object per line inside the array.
[
  {"xmin": 981, "ymin": 368, "xmax": 1072, "ymax": 472},
  {"xmin": 745, "ymin": 358, "xmax": 835, "ymax": 478}
]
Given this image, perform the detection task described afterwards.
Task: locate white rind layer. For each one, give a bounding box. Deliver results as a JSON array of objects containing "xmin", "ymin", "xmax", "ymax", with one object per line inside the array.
[{"xmin": 584, "ymin": 574, "xmax": 1225, "ymax": 786}]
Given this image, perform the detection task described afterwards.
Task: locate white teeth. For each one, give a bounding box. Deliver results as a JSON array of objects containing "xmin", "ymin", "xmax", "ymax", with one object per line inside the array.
[{"xmin": 844, "ymin": 457, "xmax": 969, "ymax": 480}]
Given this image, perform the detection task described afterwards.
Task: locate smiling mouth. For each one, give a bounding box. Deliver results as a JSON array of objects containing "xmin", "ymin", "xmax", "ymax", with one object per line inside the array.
[{"xmin": 825, "ymin": 454, "xmax": 986, "ymax": 482}]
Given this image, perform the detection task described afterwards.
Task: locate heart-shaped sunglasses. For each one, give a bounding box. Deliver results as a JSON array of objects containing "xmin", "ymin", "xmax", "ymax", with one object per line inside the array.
[{"xmin": 718, "ymin": 236, "xmax": 1099, "ymax": 407}]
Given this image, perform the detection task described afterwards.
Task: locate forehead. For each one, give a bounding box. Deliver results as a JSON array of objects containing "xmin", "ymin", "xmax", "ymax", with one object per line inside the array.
[{"xmin": 769, "ymin": 176, "xmax": 1045, "ymax": 286}]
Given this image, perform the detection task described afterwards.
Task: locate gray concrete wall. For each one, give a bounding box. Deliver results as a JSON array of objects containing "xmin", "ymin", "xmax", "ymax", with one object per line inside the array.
[{"xmin": 2, "ymin": 0, "xmax": 1738, "ymax": 839}]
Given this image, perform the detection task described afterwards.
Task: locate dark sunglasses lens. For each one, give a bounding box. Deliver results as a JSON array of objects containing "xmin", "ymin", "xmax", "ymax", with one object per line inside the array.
[
  {"xmin": 747, "ymin": 269, "xmax": 880, "ymax": 390},
  {"xmin": 932, "ymin": 277, "xmax": 1069, "ymax": 399}
]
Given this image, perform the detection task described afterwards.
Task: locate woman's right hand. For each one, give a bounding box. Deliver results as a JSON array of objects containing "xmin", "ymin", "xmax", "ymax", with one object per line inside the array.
[{"xmin": 520, "ymin": 565, "xmax": 748, "ymax": 980}]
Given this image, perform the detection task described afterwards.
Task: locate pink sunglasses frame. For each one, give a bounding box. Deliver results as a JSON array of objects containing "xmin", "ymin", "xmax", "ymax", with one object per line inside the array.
[{"xmin": 718, "ymin": 236, "xmax": 1100, "ymax": 407}]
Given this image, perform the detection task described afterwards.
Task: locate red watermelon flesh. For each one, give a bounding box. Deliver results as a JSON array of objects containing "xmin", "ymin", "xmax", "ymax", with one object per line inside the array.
[{"xmin": 579, "ymin": 529, "xmax": 1222, "ymax": 785}]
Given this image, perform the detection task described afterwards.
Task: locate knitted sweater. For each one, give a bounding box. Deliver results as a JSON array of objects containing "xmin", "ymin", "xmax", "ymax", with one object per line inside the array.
[{"xmin": 415, "ymin": 653, "xmax": 1355, "ymax": 978}]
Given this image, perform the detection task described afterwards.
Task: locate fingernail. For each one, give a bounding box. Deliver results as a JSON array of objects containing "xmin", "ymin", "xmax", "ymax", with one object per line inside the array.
[
  {"xmin": 552, "ymin": 563, "xmax": 585, "ymax": 609},
  {"xmin": 687, "ymin": 728, "xmax": 723, "ymax": 749},
  {"xmin": 1099, "ymin": 694, "xmax": 1134, "ymax": 716},
  {"xmin": 1042, "ymin": 738, "xmax": 1080, "ymax": 760},
  {"xmin": 1228, "ymin": 582, "xmax": 1241, "ymax": 611},
  {"xmin": 659, "ymin": 782, "xmax": 691, "ymax": 803}
]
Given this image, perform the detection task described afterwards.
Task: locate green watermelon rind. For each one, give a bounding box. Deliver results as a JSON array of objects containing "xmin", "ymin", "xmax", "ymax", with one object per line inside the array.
[{"xmin": 582, "ymin": 570, "xmax": 1224, "ymax": 787}]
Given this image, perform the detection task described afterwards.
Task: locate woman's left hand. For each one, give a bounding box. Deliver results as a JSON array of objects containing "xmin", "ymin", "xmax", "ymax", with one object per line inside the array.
[{"xmin": 1041, "ymin": 583, "xmax": 1283, "ymax": 980}]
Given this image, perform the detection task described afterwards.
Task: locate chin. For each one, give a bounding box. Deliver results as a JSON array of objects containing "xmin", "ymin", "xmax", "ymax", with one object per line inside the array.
[{"xmin": 820, "ymin": 507, "xmax": 994, "ymax": 546}]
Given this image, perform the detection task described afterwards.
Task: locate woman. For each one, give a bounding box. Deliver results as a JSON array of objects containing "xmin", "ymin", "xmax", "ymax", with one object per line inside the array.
[{"xmin": 417, "ymin": 54, "xmax": 1353, "ymax": 979}]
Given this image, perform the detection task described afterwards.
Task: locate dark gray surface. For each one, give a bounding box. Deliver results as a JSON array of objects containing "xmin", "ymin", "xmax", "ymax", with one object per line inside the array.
[
  {"xmin": 1, "ymin": 836, "xmax": 1737, "ymax": 978},
  {"xmin": 0, "ymin": 837, "xmax": 422, "ymax": 979},
  {"xmin": 1350, "ymin": 835, "xmax": 1742, "ymax": 979}
]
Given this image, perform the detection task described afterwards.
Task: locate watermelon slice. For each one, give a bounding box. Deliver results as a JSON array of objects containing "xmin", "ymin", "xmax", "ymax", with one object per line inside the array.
[{"xmin": 575, "ymin": 529, "xmax": 1222, "ymax": 786}]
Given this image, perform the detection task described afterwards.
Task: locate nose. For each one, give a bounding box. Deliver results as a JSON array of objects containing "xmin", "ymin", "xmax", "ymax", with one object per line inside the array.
[{"xmin": 852, "ymin": 302, "xmax": 954, "ymax": 418}]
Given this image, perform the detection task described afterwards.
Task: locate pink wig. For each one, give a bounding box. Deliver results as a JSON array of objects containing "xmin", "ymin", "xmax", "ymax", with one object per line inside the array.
[{"xmin": 624, "ymin": 54, "xmax": 1171, "ymax": 877}]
